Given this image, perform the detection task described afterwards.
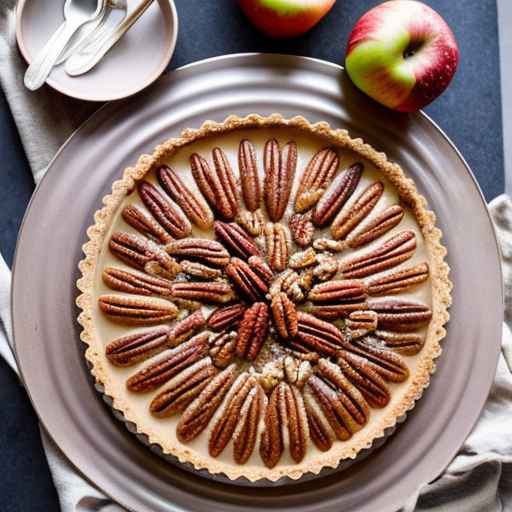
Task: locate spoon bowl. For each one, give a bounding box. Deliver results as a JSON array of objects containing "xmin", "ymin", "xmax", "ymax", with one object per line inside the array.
[{"xmin": 23, "ymin": 0, "xmax": 105, "ymax": 90}]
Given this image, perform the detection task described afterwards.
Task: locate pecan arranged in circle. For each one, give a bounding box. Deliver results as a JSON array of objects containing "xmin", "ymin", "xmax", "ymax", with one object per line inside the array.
[
  {"xmin": 165, "ymin": 238, "xmax": 230, "ymax": 267},
  {"xmin": 207, "ymin": 303, "xmax": 247, "ymax": 332},
  {"xmin": 264, "ymin": 222, "xmax": 290, "ymax": 272},
  {"xmin": 263, "ymin": 138, "xmax": 297, "ymax": 221},
  {"xmin": 98, "ymin": 294, "xmax": 178, "ymax": 325},
  {"xmin": 214, "ymin": 221, "xmax": 260, "ymax": 260},
  {"xmin": 157, "ymin": 165, "xmax": 214, "ymax": 230},
  {"xmin": 238, "ymin": 140, "xmax": 261, "ymax": 212},
  {"xmin": 138, "ymin": 181, "xmax": 192, "ymax": 240},
  {"xmin": 312, "ymin": 163, "xmax": 363, "ymax": 227},
  {"xmin": 236, "ymin": 303, "xmax": 270, "ymax": 361},
  {"xmin": 190, "ymin": 149, "xmax": 239, "ymax": 220},
  {"xmin": 295, "ymin": 148, "xmax": 339, "ymax": 213},
  {"xmin": 289, "ymin": 211, "xmax": 314, "ymax": 248},
  {"xmin": 225, "ymin": 257, "xmax": 269, "ymax": 301}
]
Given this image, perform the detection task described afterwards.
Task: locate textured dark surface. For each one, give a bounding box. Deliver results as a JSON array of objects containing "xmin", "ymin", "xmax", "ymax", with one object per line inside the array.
[{"xmin": 0, "ymin": 1, "xmax": 503, "ymax": 510}]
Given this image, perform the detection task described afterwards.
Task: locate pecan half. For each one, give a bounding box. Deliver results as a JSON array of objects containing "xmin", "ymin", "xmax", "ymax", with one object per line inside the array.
[
  {"xmin": 214, "ymin": 221, "xmax": 261, "ymax": 260},
  {"xmin": 259, "ymin": 361, "xmax": 285, "ymax": 394},
  {"xmin": 235, "ymin": 209, "xmax": 264, "ymax": 236},
  {"xmin": 260, "ymin": 382, "xmax": 308, "ymax": 467},
  {"xmin": 177, "ymin": 364, "xmax": 238, "ymax": 442},
  {"xmin": 313, "ymin": 358, "xmax": 369, "ymax": 434},
  {"xmin": 209, "ymin": 331, "xmax": 237, "ymax": 368},
  {"xmin": 225, "ymin": 257, "xmax": 269, "ymax": 301},
  {"xmin": 289, "ymin": 248, "xmax": 317, "ymax": 270},
  {"xmin": 312, "ymin": 254, "xmax": 339, "ymax": 282},
  {"xmin": 306, "ymin": 303, "xmax": 369, "ymax": 321},
  {"xmin": 271, "ymin": 292, "xmax": 298, "ymax": 340},
  {"xmin": 289, "ymin": 212, "xmax": 314, "ymax": 248},
  {"xmin": 233, "ymin": 383, "xmax": 267, "ymax": 464},
  {"xmin": 312, "ymin": 163, "xmax": 363, "ymax": 227},
  {"xmin": 109, "ymin": 231, "xmax": 181, "ymax": 279},
  {"xmin": 345, "ymin": 204, "xmax": 404, "ymax": 247},
  {"xmin": 338, "ymin": 341, "xmax": 409, "ymax": 383},
  {"xmin": 126, "ymin": 333, "xmax": 210, "ymax": 392},
  {"xmin": 248, "ymin": 255, "xmax": 274, "ymax": 284},
  {"xmin": 367, "ymin": 330, "xmax": 424, "ymax": 356},
  {"xmin": 157, "ymin": 165, "xmax": 214, "ymax": 230},
  {"xmin": 122, "ymin": 205, "xmax": 171, "ymax": 244},
  {"xmin": 238, "ymin": 140, "xmax": 261, "ymax": 212},
  {"xmin": 263, "ymin": 139, "xmax": 297, "ymax": 221},
  {"xmin": 190, "ymin": 148, "xmax": 239, "ymax": 220},
  {"xmin": 106, "ymin": 326, "xmax": 171, "ymax": 367},
  {"xmin": 337, "ymin": 351, "xmax": 390, "ymax": 408},
  {"xmin": 308, "ymin": 279, "xmax": 368, "ymax": 305},
  {"xmin": 209, "ymin": 374, "xmax": 260, "ymax": 457},
  {"xmin": 98, "ymin": 295, "xmax": 178, "ymax": 325},
  {"xmin": 171, "ymin": 281, "xmax": 235, "ymax": 304},
  {"xmin": 305, "ymin": 373, "xmax": 367, "ymax": 442},
  {"xmin": 330, "ymin": 181, "xmax": 384, "ymax": 240},
  {"xmin": 298, "ymin": 269, "xmax": 314, "ymax": 294},
  {"xmin": 138, "ymin": 181, "xmax": 192, "ymax": 239},
  {"xmin": 340, "ymin": 230, "xmax": 416, "ymax": 279},
  {"xmin": 346, "ymin": 310, "xmax": 378, "ymax": 339},
  {"xmin": 303, "ymin": 388, "xmax": 336, "ymax": 451},
  {"xmin": 367, "ymin": 262, "xmax": 429, "ymax": 295},
  {"xmin": 295, "ymin": 148, "xmax": 339, "ymax": 213},
  {"xmin": 165, "ymin": 238, "xmax": 230, "ymax": 267},
  {"xmin": 264, "ymin": 222, "xmax": 290, "ymax": 272},
  {"xmin": 207, "ymin": 303, "xmax": 247, "ymax": 332},
  {"xmin": 236, "ymin": 302, "xmax": 270, "ymax": 360},
  {"xmin": 294, "ymin": 312, "xmax": 346, "ymax": 356},
  {"xmin": 268, "ymin": 269, "xmax": 304, "ymax": 302},
  {"xmin": 180, "ymin": 260, "xmax": 222, "ymax": 280},
  {"xmin": 167, "ymin": 310, "xmax": 206, "ymax": 347},
  {"xmin": 312, "ymin": 238, "xmax": 345, "ymax": 253},
  {"xmin": 102, "ymin": 267, "xmax": 173, "ymax": 297},
  {"xmin": 284, "ymin": 356, "xmax": 313, "ymax": 388},
  {"xmin": 150, "ymin": 358, "xmax": 219, "ymax": 417},
  {"xmin": 368, "ymin": 298, "xmax": 432, "ymax": 331}
]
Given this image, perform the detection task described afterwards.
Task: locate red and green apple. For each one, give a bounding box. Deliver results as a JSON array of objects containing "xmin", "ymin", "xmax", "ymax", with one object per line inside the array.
[
  {"xmin": 345, "ymin": 0, "xmax": 459, "ymax": 112},
  {"xmin": 238, "ymin": 0, "xmax": 336, "ymax": 39}
]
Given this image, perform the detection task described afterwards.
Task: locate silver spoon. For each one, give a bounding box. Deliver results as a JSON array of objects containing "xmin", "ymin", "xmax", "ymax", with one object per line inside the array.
[
  {"xmin": 56, "ymin": 0, "xmax": 128, "ymax": 66},
  {"xmin": 65, "ymin": 0, "xmax": 155, "ymax": 77},
  {"xmin": 24, "ymin": 0, "xmax": 105, "ymax": 91}
]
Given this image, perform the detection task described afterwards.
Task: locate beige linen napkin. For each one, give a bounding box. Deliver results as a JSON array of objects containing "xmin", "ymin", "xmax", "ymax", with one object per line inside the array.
[
  {"xmin": 1, "ymin": 2, "xmax": 512, "ymax": 510},
  {"xmin": 0, "ymin": 3, "xmax": 123, "ymax": 511}
]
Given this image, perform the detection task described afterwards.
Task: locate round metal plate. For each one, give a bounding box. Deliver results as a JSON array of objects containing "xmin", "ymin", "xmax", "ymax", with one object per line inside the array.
[{"xmin": 12, "ymin": 54, "xmax": 502, "ymax": 512}]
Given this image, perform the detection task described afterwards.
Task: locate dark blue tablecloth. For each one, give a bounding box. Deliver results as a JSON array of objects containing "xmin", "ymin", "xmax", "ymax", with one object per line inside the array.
[{"xmin": 0, "ymin": 1, "xmax": 503, "ymax": 510}]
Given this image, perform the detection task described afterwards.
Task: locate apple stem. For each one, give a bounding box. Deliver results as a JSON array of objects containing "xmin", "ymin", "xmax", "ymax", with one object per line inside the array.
[{"xmin": 403, "ymin": 40, "xmax": 423, "ymax": 59}]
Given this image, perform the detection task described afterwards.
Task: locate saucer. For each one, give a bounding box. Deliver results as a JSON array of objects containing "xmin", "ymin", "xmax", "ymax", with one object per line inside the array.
[{"xmin": 16, "ymin": 0, "xmax": 178, "ymax": 102}]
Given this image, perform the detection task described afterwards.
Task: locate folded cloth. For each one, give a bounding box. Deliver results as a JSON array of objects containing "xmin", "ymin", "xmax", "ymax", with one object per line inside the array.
[
  {"xmin": 1, "ymin": 1, "xmax": 512, "ymax": 510},
  {"xmin": 0, "ymin": 2, "xmax": 122, "ymax": 511}
]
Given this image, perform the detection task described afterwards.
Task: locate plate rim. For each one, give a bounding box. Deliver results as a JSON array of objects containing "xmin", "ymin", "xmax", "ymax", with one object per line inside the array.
[
  {"xmin": 10, "ymin": 52, "xmax": 504, "ymax": 512},
  {"xmin": 15, "ymin": 0, "xmax": 179, "ymax": 102}
]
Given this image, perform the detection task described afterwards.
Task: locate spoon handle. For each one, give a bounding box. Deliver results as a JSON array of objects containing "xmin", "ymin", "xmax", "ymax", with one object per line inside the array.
[
  {"xmin": 65, "ymin": 0, "xmax": 155, "ymax": 77},
  {"xmin": 24, "ymin": 19, "xmax": 82, "ymax": 91}
]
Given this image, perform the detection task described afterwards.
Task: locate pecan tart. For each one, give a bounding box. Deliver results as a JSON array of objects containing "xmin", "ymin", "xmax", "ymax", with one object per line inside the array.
[{"xmin": 77, "ymin": 114, "xmax": 451, "ymax": 482}]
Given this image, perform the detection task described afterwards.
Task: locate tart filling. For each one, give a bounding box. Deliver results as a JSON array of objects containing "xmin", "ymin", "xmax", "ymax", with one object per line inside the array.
[{"xmin": 77, "ymin": 114, "xmax": 451, "ymax": 482}]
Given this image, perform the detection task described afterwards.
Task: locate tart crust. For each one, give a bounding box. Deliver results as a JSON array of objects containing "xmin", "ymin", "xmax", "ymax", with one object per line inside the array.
[{"xmin": 77, "ymin": 114, "xmax": 452, "ymax": 482}]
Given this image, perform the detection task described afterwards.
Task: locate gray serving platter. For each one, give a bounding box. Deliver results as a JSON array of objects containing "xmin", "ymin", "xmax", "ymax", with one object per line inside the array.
[{"xmin": 11, "ymin": 54, "xmax": 503, "ymax": 512}]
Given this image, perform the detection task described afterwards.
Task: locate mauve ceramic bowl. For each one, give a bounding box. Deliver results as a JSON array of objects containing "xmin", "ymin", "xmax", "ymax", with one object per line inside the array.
[{"xmin": 16, "ymin": 0, "xmax": 178, "ymax": 101}]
